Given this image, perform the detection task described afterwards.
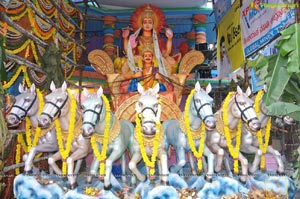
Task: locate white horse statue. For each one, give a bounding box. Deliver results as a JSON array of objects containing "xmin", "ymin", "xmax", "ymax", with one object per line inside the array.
[
  {"xmin": 81, "ymin": 86, "xmax": 135, "ymax": 189},
  {"xmin": 38, "ymin": 81, "xmax": 89, "ymax": 189},
  {"xmin": 206, "ymin": 86, "xmax": 261, "ymax": 183},
  {"xmin": 240, "ymin": 88, "xmax": 294, "ymax": 174},
  {"xmin": 129, "ymin": 83, "xmax": 169, "ymax": 185},
  {"xmin": 6, "ymin": 83, "xmax": 58, "ymax": 174},
  {"xmin": 163, "ymin": 82, "xmax": 216, "ymax": 181}
]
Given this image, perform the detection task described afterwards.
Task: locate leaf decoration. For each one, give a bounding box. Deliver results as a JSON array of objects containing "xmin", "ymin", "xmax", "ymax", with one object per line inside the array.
[{"xmin": 252, "ymin": 23, "xmax": 300, "ymax": 120}]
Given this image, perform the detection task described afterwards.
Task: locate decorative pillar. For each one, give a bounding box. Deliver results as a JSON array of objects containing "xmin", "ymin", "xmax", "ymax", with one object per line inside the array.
[
  {"xmin": 193, "ymin": 14, "xmax": 207, "ymax": 50},
  {"xmin": 103, "ymin": 15, "xmax": 116, "ymax": 59},
  {"xmin": 186, "ymin": 31, "xmax": 196, "ymax": 50},
  {"xmin": 114, "ymin": 29, "xmax": 121, "ymax": 58}
]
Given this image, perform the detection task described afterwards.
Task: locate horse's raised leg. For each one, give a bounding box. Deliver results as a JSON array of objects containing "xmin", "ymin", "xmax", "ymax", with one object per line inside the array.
[
  {"xmin": 67, "ymin": 148, "xmax": 89, "ymax": 189},
  {"xmin": 158, "ymin": 152, "xmax": 169, "ymax": 185},
  {"xmin": 128, "ymin": 151, "xmax": 144, "ymax": 183},
  {"xmin": 207, "ymin": 132, "xmax": 224, "ymax": 173},
  {"xmin": 238, "ymin": 152, "xmax": 248, "ymax": 183},
  {"xmin": 241, "ymin": 144, "xmax": 262, "ymax": 174},
  {"xmin": 24, "ymin": 142, "xmax": 58, "ymax": 173},
  {"xmin": 48, "ymin": 151, "xmax": 63, "ymax": 175},
  {"xmin": 203, "ymin": 145, "xmax": 215, "ymax": 181},
  {"xmin": 267, "ymin": 145, "xmax": 284, "ymax": 174},
  {"xmin": 74, "ymin": 159, "xmax": 83, "ymax": 175},
  {"xmin": 170, "ymin": 147, "xmax": 186, "ymax": 173},
  {"xmin": 104, "ymin": 147, "xmax": 125, "ymax": 190}
]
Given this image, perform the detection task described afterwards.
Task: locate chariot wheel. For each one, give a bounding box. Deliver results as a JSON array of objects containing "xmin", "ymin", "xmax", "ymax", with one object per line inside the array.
[{"xmin": 115, "ymin": 94, "xmax": 182, "ymax": 122}]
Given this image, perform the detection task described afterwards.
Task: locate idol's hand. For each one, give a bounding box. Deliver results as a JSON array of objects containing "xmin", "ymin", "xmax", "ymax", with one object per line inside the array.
[
  {"xmin": 165, "ymin": 28, "xmax": 173, "ymax": 39},
  {"xmin": 129, "ymin": 34, "xmax": 138, "ymax": 48}
]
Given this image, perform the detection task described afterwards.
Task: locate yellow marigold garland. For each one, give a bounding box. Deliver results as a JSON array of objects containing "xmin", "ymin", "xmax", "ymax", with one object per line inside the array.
[
  {"xmin": 135, "ymin": 108, "xmax": 161, "ymax": 176},
  {"xmin": 223, "ymin": 92, "xmax": 242, "ymax": 174},
  {"xmin": 3, "ymin": 66, "xmax": 31, "ymax": 89},
  {"xmin": 24, "ymin": 89, "xmax": 44, "ymax": 151},
  {"xmin": 15, "ymin": 142, "xmax": 21, "ymax": 175},
  {"xmin": 9, "ymin": 7, "xmax": 29, "ymax": 21},
  {"xmin": 90, "ymin": 94, "xmax": 111, "ymax": 177},
  {"xmin": 55, "ymin": 89, "xmax": 76, "ymax": 175},
  {"xmin": 184, "ymin": 89, "xmax": 206, "ymax": 171},
  {"xmin": 17, "ymin": 133, "xmax": 29, "ymax": 153},
  {"xmin": 6, "ymin": 39, "xmax": 31, "ymax": 55},
  {"xmin": 255, "ymin": 90, "xmax": 271, "ymax": 169}
]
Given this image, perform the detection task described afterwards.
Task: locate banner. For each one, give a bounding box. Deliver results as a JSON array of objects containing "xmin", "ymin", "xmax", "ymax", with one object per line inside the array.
[
  {"xmin": 213, "ymin": 0, "xmax": 232, "ymax": 25},
  {"xmin": 217, "ymin": 0, "xmax": 244, "ymax": 79},
  {"xmin": 241, "ymin": 0, "xmax": 296, "ymax": 57}
]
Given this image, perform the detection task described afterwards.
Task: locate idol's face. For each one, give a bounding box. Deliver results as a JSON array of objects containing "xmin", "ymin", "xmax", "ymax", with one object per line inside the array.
[
  {"xmin": 143, "ymin": 51, "xmax": 153, "ymax": 64},
  {"xmin": 142, "ymin": 18, "xmax": 153, "ymax": 31}
]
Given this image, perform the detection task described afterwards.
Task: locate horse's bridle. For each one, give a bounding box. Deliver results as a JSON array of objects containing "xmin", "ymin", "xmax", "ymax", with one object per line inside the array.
[
  {"xmin": 234, "ymin": 93, "xmax": 258, "ymax": 124},
  {"xmin": 138, "ymin": 104, "xmax": 159, "ymax": 125},
  {"xmin": 82, "ymin": 101, "xmax": 104, "ymax": 127},
  {"xmin": 41, "ymin": 94, "xmax": 69, "ymax": 122},
  {"xmin": 10, "ymin": 94, "xmax": 37, "ymax": 121},
  {"xmin": 192, "ymin": 95, "xmax": 214, "ymax": 122}
]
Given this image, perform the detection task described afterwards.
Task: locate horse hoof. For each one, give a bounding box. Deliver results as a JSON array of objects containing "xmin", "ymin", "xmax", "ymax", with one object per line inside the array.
[
  {"xmin": 276, "ymin": 171, "xmax": 285, "ymax": 176},
  {"xmin": 204, "ymin": 175, "xmax": 212, "ymax": 183},
  {"xmin": 160, "ymin": 181, "xmax": 169, "ymax": 186},
  {"xmin": 142, "ymin": 175, "xmax": 148, "ymax": 182},
  {"xmin": 104, "ymin": 184, "xmax": 112, "ymax": 190},
  {"xmin": 169, "ymin": 165, "xmax": 176, "ymax": 173},
  {"xmin": 24, "ymin": 171, "xmax": 32, "ymax": 175},
  {"xmin": 70, "ymin": 182, "xmax": 78, "ymax": 190},
  {"xmin": 239, "ymin": 178, "xmax": 247, "ymax": 185}
]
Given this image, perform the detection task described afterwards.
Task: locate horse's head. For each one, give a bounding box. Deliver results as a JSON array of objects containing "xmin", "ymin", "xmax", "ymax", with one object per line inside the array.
[
  {"xmin": 190, "ymin": 82, "xmax": 216, "ymax": 130},
  {"xmin": 81, "ymin": 86, "xmax": 106, "ymax": 138},
  {"xmin": 38, "ymin": 81, "xmax": 69, "ymax": 129},
  {"xmin": 136, "ymin": 83, "xmax": 161, "ymax": 136},
  {"xmin": 229, "ymin": 86, "xmax": 261, "ymax": 131},
  {"xmin": 6, "ymin": 83, "xmax": 38, "ymax": 128},
  {"xmin": 257, "ymin": 86, "xmax": 295, "ymax": 126}
]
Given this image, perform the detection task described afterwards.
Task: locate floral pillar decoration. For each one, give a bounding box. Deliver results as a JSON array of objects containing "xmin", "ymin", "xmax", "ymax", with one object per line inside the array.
[
  {"xmin": 193, "ymin": 14, "xmax": 207, "ymax": 45},
  {"xmin": 103, "ymin": 15, "xmax": 116, "ymax": 59}
]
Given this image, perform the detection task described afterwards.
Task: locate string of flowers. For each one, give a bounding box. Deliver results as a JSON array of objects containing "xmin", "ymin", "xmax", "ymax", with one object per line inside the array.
[
  {"xmin": 36, "ymin": 0, "xmax": 56, "ymax": 17},
  {"xmin": 25, "ymin": 117, "xmax": 32, "ymax": 152},
  {"xmin": 223, "ymin": 92, "xmax": 242, "ymax": 174},
  {"xmin": 30, "ymin": 41, "xmax": 42, "ymax": 66},
  {"xmin": 8, "ymin": 7, "xmax": 29, "ymax": 21},
  {"xmin": 55, "ymin": 89, "xmax": 76, "ymax": 175},
  {"xmin": 24, "ymin": 89, "xmax": 44, "ymax": 151},
  {"xmin": 5, "ymin": 39, "xmax": 31, "ymax": 55},
  {"xmin": 184, "ymin": 89, "xmax": 206, "ymax": 171},
  {"xmin": 90, "ymin": 94, "xmax": 111, "ymax": 177},
  {"xmin": 135, "ymin": 111, "xmax": 161, "ymax": 176},
  {"xmin": 255, "ymin": 90, "xmax": 271, "ymax": 169},
  {"xmin": 17, "ymin": 133, "xmax": 29, "ymax": 153},
  {"xmin": 28, "ymin": 9, "xmax": 55, "ymax": 40},
  {"xmin": 15, "ymin": 141, "xmax": 21, "ymax": 175},
  {"xmin": 3, "ymin": 66, "xmax": 28, "ymax": 89}
]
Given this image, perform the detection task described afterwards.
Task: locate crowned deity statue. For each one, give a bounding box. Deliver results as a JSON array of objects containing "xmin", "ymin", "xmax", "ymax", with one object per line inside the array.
[{"xmin": 121, "ymin": 4, "xmax": 178, "ymax": 91}]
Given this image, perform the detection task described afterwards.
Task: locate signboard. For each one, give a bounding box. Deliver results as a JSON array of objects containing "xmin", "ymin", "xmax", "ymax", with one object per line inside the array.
[
  {"xmin": 217, "ymin": 0, "xmax": 244, "ymax": 79},
  {"xmin": 241, "ymin": 0, "xmax": 295, "ymax": 57},
  {"xmin": 213, "ymin": 0, "xmax": 232, "ymax": 25}
]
